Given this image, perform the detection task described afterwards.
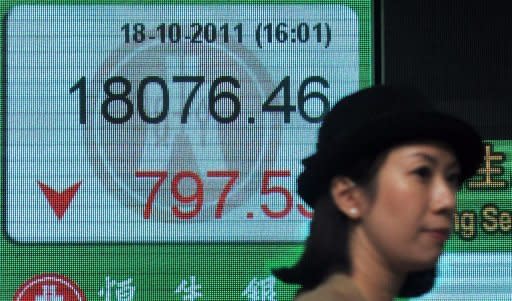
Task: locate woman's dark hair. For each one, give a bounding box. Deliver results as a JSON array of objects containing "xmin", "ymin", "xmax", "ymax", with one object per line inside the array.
[{"xmin": 272, "ymin": 150, "xmax": 437, "ymax": 298}]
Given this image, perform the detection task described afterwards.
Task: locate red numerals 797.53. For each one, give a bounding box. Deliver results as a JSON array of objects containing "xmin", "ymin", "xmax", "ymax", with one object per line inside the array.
[{"xmin": 135, "ymin": 170, "xmax": 313, "ymax": 220}]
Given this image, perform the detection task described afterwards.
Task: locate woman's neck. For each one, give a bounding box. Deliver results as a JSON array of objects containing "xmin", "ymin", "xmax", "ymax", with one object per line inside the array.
[{"xmin": 348, "ymin": 228, "xmax": 406, "ymax": 301}]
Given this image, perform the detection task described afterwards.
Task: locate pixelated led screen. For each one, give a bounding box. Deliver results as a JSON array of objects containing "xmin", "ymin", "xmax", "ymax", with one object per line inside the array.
[{"xmin": 1, "ymin": 1, "xmax": 509, "ymax": 300}]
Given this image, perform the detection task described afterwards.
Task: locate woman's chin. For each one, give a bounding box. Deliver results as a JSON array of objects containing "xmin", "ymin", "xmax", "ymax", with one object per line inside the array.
[
  {"xmin": 409, "ymin": 254, "xmax": 442, "ymax": 272},
  {"xmin": 398, "ymin": 248, "xmax": 442, "ymax": 272}
]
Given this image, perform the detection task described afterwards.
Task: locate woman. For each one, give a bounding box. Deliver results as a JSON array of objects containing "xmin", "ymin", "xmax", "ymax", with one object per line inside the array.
[{"xmin": 273, "ymin": 86, "xmax": 483, "ymax": 301}]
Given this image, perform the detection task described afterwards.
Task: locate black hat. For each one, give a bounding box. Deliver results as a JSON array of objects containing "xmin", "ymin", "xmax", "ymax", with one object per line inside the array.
[{"xmin": 297, "ymin": 85, "xmax": 484, "ymax": 208}]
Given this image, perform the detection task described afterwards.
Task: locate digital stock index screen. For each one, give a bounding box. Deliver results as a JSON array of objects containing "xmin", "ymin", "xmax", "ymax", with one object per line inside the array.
[
  {"xmin": 1, "ymin": 1, "xmax": 510, "ymax": 301},
  {"xmin": 1, "ymin": 2, "xmax": 373, "ymax": 299}
]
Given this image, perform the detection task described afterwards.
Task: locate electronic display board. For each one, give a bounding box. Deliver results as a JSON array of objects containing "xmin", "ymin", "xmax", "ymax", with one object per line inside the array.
[
  {"xmin": 5, "ymin": 4, "xmax": 363, "ymax": 244},
  {"xmin": 1, "ymin": 2, "xmax": 373, "ymax": 299},
  {"xmin": 3, "ymin": 1, "xmax": 510, "ymax": 300}
]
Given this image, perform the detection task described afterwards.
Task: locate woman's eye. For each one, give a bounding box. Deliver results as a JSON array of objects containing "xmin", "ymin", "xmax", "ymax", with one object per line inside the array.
[{"xmin": 414, "ymin": 167, "xmax": 432, "ymax": 178}]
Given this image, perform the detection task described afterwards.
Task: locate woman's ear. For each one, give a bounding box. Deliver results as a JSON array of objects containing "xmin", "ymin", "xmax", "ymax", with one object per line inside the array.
[{"xmin": 330, "ymin": 176, "xmax": 364, "ymax": 219}]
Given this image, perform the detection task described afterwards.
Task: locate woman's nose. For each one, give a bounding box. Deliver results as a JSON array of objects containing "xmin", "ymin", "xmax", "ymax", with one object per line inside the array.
[{"xmin": 432, "ymin": 177, "xmax": 457, "ymax": 213}]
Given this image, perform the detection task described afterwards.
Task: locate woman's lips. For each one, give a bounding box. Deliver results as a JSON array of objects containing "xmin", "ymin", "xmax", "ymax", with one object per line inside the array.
[{"xmin": 424, "ymin": 229, "xmax": 450, "ymax": 242}]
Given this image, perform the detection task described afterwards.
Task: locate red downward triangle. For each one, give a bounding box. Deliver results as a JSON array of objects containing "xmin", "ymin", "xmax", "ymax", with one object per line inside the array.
[{"xmin": 37, "ymin": 181, "xmax": 82, "ymax": 220}]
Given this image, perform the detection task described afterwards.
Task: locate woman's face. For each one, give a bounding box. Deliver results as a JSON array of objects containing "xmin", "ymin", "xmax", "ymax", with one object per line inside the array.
[{"xmin": 358, "ymin": 142, "xmax": 460, "ymax": 272}]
